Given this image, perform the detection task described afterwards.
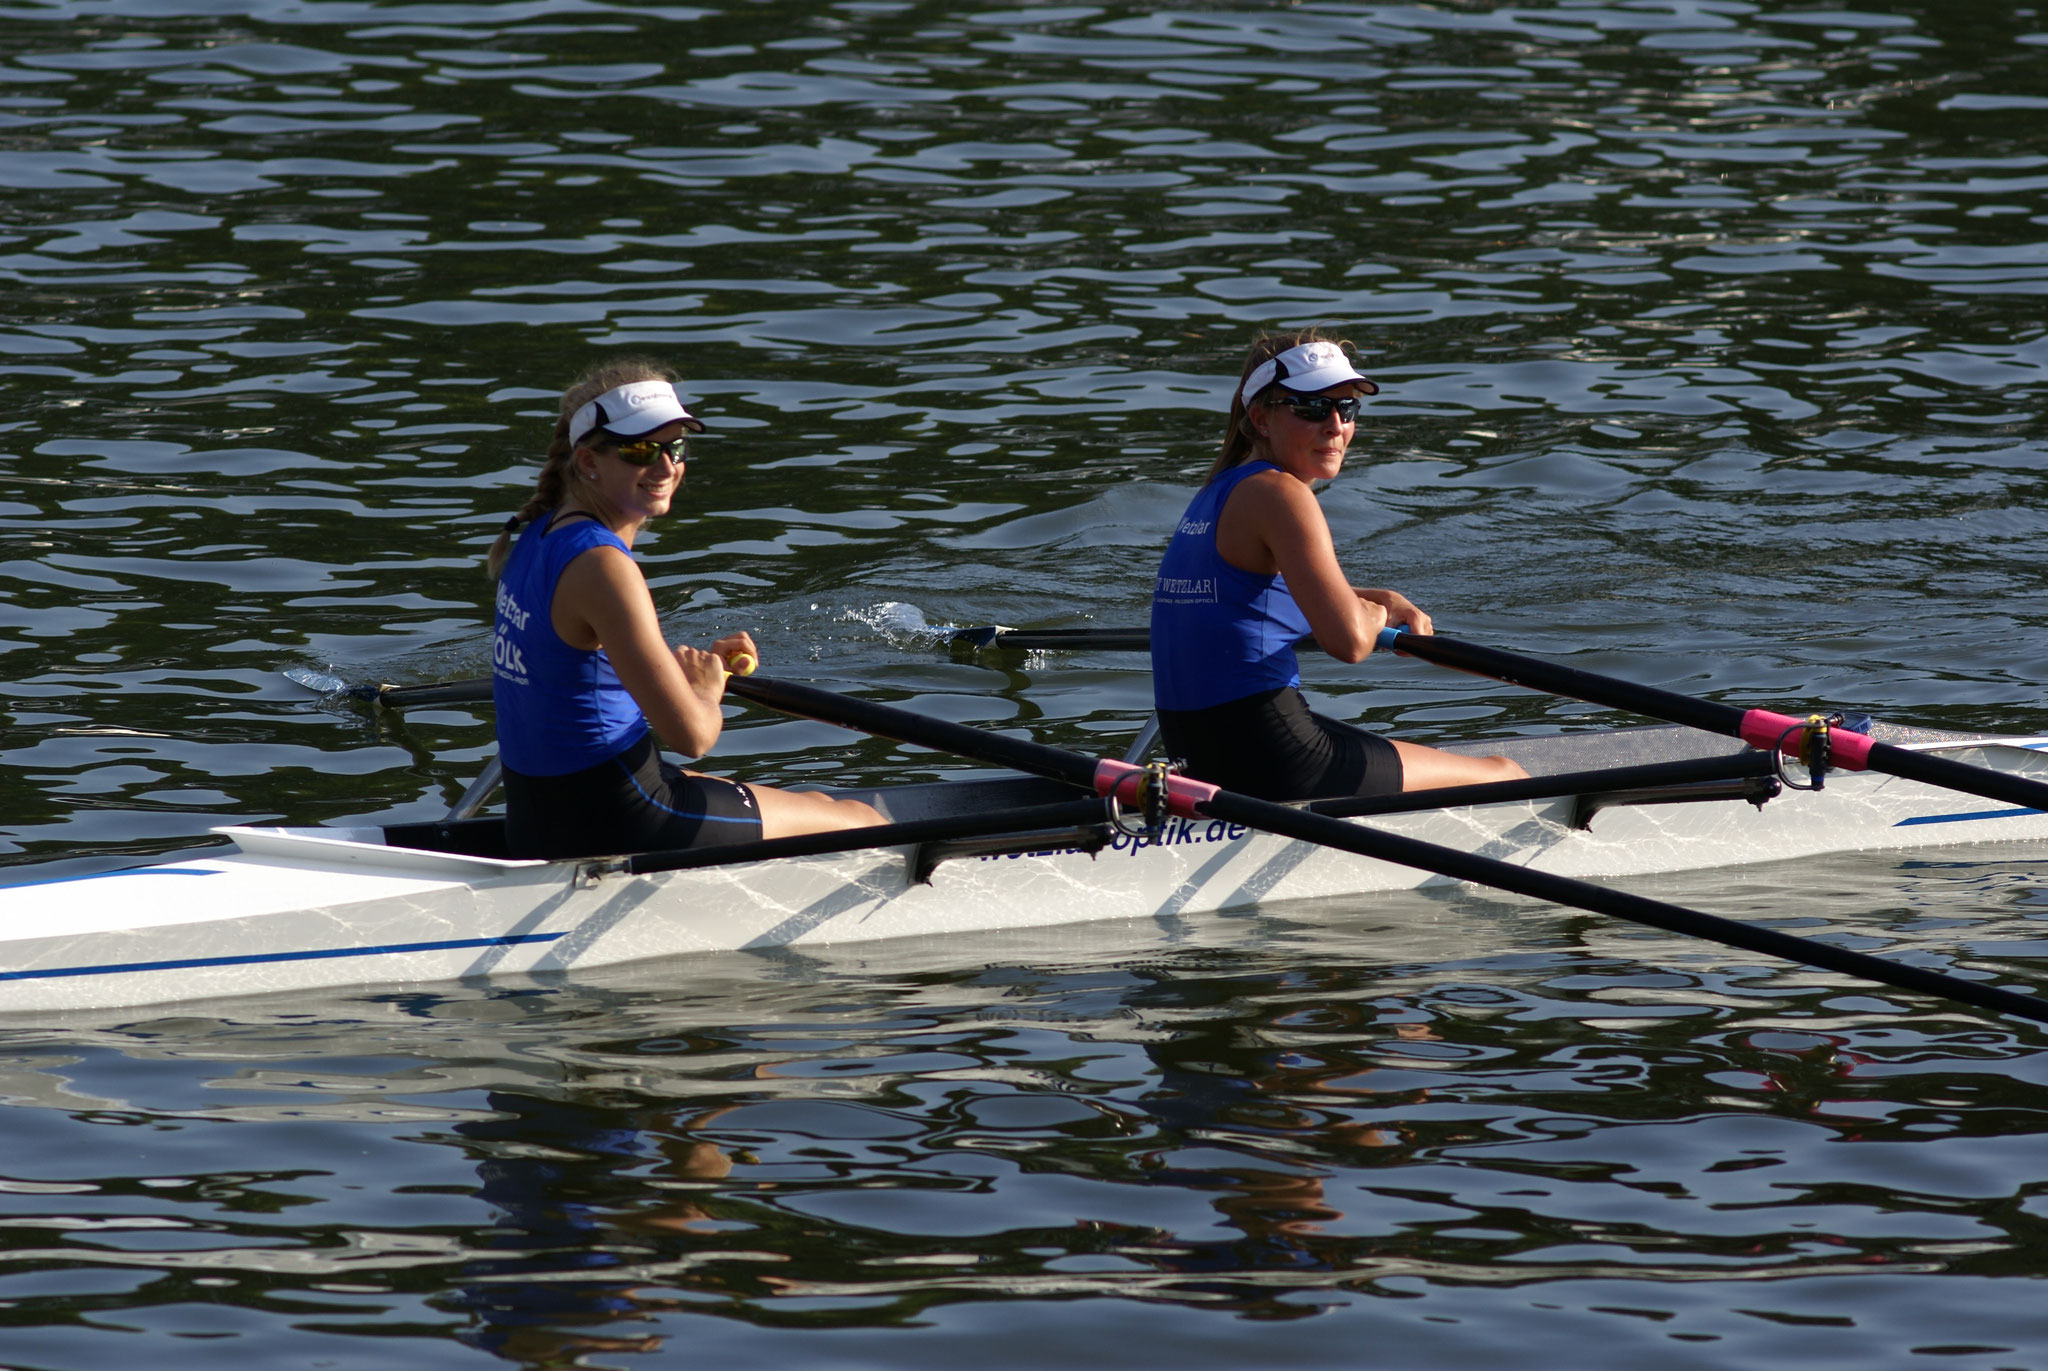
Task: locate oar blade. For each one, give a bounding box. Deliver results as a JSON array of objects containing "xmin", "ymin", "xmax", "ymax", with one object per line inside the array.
[
  {"xmin": 284, "ymin": 667, "xmax": 492, "ymax": 710},
  {"xmin": 283, "ymin": 665, "xmax": 351, "ymax": 696}
]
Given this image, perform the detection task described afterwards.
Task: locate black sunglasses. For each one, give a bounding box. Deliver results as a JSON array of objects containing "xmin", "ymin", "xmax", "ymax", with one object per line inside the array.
[
  {"xmin": 601, "ymin": 435, "xmax": 689, "ymax": 466},
  {"xmin": 1271, "ymin": 394, "xmax": 1363, "ymax": 424}
]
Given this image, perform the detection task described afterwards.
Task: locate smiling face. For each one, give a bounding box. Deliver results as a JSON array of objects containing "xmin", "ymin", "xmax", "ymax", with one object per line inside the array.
[
  {"xmin": 572, "ymin": 418, "xmax": 689, "ymax": 529},
  {"xmin": 1253, "ymin": 382, "xmax": 1367, "ymax": 483}
]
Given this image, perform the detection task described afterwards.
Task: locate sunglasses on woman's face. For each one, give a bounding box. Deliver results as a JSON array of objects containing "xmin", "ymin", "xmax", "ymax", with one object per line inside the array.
[
  {"xmin": 603, "ymin": 436, "xmax": 689, "ymax": 466},
  {"xmin": 1272, "ymin": 395, "xmax": 1362, "ymax": 424}
]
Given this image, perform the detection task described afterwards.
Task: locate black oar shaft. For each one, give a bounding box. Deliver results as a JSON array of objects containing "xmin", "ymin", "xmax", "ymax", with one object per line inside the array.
[
  {"xmin": 1382, "ymin": 631, "xmax": 1744, "ymax": 735},
  {"xmin": 1387, "ymin": 631, "xmax": 2048, "ymax": 815},
  {"xmin": 1195, "ymin": 789, "xmax": 2048, "ymax": 1026},
  {"xmin": 352, "ymin": 677, "xmax": 492, "ymax": 710},
  {"xmin": 1858, "ymin": 743, "xmax": 2048, "ymax": 815},
  {"xmin": 965, "ymin": 627, "xmax": 1152, "ymax": 652},
  {"xmin": 725, "ymin": 673, "xmax": 2048, "ymax": 1027},
  {"xmin": 728, "ymin": 676, "xmax": 1101, "ymax": 790}
]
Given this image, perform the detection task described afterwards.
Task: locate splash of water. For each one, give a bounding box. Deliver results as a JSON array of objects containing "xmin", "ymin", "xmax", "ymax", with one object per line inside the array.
[
  {"xmin": 840, "ymin": 601, "xmax": 958, "ymax": 646},
  {"xmin": 283, "ymin": 665, "xmax": 349, "ymax": 696}
]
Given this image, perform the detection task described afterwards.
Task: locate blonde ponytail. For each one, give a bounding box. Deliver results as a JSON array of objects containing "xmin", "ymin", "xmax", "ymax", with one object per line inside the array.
[{"xmin": 483, "ymin": 356, "xmax": 682, "ymax": 581}]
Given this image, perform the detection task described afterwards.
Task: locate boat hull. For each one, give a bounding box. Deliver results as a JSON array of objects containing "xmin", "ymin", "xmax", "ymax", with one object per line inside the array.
[{"xmin": 4, "ymin": 726, "xmax": 2047, "ymax": 1013}]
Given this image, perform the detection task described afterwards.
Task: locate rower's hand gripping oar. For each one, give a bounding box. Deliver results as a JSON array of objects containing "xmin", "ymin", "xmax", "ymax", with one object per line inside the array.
[
  {"xmin": 721, "ymin": 672, "xmax": 2048, "ymax": 1028},
  {"xmin": 1376, "ymin": 628, "xmax": 2048, "ymax": 816}
]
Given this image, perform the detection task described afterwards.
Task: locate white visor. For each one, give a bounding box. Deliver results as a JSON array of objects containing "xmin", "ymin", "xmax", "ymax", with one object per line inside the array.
[
  {"xmin": 568, "ymin": 380, "xmax": 705, "ymax": 448},
  {"xmin": 1238, "ymin": 341, "xmax": 1379, "ymax": 408}
]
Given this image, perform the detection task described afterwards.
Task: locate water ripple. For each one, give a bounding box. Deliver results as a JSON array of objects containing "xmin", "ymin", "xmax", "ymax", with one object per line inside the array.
[{"xmin": 2, "ymin": 5, "xmax": 2048, "ymax": 1353}]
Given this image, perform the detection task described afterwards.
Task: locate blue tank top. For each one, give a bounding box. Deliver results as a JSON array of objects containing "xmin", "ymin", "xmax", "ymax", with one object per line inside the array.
[
  {"xmin": 492, "ymin": 513, "xmax": 650, "ymax": 776},
  {"xmin": 1151, "ymin": 461, "xmax": 1313, "ymax": 712}
]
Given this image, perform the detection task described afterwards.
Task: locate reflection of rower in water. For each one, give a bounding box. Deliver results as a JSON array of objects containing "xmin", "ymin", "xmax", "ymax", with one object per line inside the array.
[
  {"xmin": 440, "ymin": 1087, "xmax": 733, "ymax": 1363},
  {"xmin": 1112, "ymin": 965, "xmax": 1431, "ymax": 1305}
]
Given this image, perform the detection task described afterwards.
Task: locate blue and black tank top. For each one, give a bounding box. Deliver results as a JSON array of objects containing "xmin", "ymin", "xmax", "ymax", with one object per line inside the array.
[
  {"xmin": 492, "ymin": 513, "xmax": 649, "ymax": 776},
  {"xmin": 1150, "ymin": 461, "xmax": 1312, "ymax": 712}
]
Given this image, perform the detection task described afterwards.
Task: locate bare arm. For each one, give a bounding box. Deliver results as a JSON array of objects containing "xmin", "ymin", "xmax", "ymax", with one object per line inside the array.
[
  {"xmin": 550, "ymin": 545, "xmax": 736, "ymax": 758},
  {"xmin": 1214, "ymin": 469, "xmax": 1385, "ymax": 662}
]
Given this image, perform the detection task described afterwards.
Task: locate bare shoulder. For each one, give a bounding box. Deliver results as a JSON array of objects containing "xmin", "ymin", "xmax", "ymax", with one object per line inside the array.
[
  {"xmin": 558, "ymin": 540, "xmax": 643, "ymax": 593},
  {"xmin": 1226, "ymin": 464, "xmax": 1323, "ymax": 528},
  {"xmin": 553, "ymin": 542, "xmax": 656, "ymax": 634},
  {"xmin": 1216, "ymin": 465, "xmax": 1331, "ymax": 574}
]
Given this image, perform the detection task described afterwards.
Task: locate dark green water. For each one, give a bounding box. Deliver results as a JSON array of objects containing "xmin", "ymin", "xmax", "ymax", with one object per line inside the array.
[{"xmin": 3, "ymin": 2, "xmax": 2048, "ymax": 1365}]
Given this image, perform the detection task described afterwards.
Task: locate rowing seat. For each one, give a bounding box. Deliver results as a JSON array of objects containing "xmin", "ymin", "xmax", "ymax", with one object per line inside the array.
[{"xmin": 384, "ymin": 817, "xmax": 513, "ymax": 859}]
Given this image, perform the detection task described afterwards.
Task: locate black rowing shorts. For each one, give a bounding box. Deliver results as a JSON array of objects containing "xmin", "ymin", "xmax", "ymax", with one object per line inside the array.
[
  {"xmin": 1157, "ymin": 684, "xmax": 1403, "ymax": 802},
  {"xmin": 501, "ymin": 732, "xmax": 763, "ymax": 860}
]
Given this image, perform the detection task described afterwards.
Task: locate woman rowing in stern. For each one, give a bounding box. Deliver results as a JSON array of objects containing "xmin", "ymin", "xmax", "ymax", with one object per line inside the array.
[
  {"xmin": 1150, "ymin": 328, "xmax": 1526, "ymax": 802},
  {"xmin": 484, "ymin": 359, "xmax": 882, "ymax": 860}
]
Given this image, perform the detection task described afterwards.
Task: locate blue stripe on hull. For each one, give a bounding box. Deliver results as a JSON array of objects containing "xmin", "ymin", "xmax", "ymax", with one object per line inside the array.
[
  {"xmin": 1896, "ymin": 807, "xmax": 2044, "ymax": 827},
  {"xmin": 1, "ymin": 931, "xmax": 568, "ymax": 984},
  {"xmin": 2, "ymin": 867, "xmax": 224, "ymax": 892}
]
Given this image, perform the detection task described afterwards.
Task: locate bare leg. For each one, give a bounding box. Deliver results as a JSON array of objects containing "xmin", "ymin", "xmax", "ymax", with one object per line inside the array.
[
  {"xmin": 746, "ymin": 784, "xmax": 885, "ymax": 840},
  {"xmin": 1389, "ymin": 739, "xmax": 1528, "ymax": 792}
]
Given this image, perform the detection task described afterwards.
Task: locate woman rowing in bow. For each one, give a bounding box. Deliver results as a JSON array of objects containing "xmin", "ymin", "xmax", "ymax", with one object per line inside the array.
[
  {"xmin": 484, "ymin": 360, "xmax": 882, "ymax": 859},
  {"xmin": 1150, "ymin": 329, "xmax": 1526, "ymax": 802}
]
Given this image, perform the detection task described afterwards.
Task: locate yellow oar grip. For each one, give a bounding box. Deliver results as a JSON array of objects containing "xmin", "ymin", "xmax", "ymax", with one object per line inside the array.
[{"xmin": 725, "ymin": 652, "xmax": 757, "ymax": 678}]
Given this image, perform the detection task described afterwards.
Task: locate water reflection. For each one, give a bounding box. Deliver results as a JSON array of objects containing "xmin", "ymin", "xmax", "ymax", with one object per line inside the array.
[
  {"xmin": 1103, "ymin": 965, "xmax": 1435, "ymax": 1318},
  {"xmin": 444, "ymin": 1089, "xmax": 735, "ymax": 1364}
]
